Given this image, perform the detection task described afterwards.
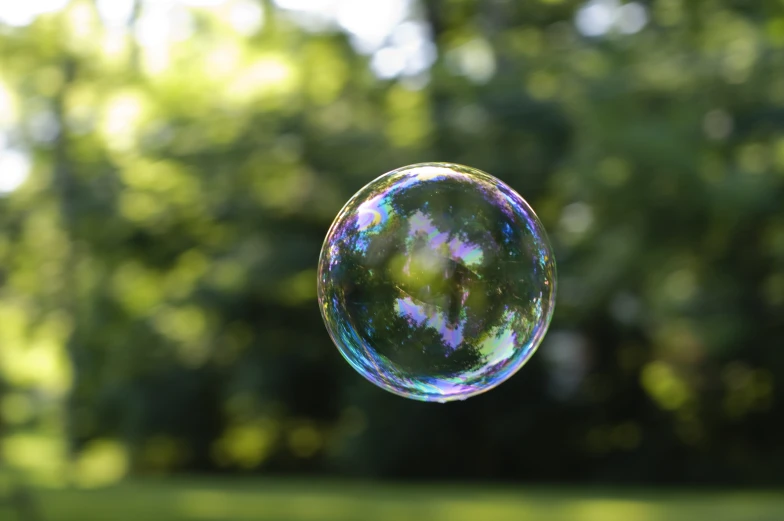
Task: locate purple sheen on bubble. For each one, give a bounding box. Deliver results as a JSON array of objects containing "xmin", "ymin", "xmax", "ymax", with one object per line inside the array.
[{"xmin": 317, "ymin": 163, "xmax": 556, "ymax": 402}]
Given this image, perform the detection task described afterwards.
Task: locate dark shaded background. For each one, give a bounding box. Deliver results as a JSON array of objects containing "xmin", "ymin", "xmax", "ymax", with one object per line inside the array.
[{"xmin": 1, "ymin": 0, "xmax": 783, "ymax": 507}]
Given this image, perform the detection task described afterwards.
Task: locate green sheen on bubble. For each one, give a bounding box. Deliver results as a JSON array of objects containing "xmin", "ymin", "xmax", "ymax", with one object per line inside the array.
[{"xmin": 318, "ymin": 163, "xmax": 556, "ymax": 402}]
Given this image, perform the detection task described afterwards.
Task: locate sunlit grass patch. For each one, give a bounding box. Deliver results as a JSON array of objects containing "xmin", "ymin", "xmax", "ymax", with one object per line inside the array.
[{"xmin": 1, "ymin": 479, "xmax": 780, "ymax": 521}]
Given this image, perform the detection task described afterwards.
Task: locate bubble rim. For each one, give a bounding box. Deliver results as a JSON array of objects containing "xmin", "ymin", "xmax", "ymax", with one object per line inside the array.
[{"xmin": 317, "ymin": 162, "xmax": 557, "ymax": 402}]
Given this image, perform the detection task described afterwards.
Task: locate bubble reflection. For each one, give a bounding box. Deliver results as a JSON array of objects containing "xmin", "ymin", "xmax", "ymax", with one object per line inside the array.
[{"xmin": 318, "ymin": 163, "xmax": 556, "ymax": 402}]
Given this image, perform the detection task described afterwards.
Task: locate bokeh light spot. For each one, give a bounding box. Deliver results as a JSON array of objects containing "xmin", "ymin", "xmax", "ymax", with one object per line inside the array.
[{"xmin": 0, "ymin": 149, "xmax": 31, "ymax": 195}]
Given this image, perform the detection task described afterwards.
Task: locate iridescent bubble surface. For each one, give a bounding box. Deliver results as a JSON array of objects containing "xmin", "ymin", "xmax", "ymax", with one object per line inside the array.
[{"xmin": 318, "ymin": 163, "xmax": 556, "ymax": 402}]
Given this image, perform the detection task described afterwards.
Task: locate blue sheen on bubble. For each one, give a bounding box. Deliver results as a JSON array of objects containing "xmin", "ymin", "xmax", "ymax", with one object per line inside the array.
[{"xmin": 318, "ymin": 163, "xmax": 556, "ymax": 402}]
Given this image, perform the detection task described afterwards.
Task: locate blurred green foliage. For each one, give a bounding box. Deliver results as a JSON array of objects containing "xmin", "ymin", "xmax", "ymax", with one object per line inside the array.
[{"xmin": 0, "ymin": 0, "xmax": 783, "ymax": 490}]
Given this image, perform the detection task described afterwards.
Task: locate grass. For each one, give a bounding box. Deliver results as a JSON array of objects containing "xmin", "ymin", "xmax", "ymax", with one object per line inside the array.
[{"xmin": 0, "ymin": 478, "xmax": 782, "ymax": 521}]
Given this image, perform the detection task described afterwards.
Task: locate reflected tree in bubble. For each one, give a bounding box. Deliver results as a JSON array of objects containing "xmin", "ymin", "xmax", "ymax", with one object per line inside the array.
[{"xmin": 318, "ymin": 163, "xmax": 556, "ymax": 402}]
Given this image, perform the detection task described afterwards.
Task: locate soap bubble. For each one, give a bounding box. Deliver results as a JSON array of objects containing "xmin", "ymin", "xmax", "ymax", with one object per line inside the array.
[{"xmin": 318, "ymin": 163, "xmax": 556, "ymax": 402}]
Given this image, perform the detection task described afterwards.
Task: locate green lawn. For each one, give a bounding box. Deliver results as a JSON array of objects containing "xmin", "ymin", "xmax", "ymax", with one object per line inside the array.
[{"xmin": 1, "ymin": 478, "xmax": 782, "ymax": 521}]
